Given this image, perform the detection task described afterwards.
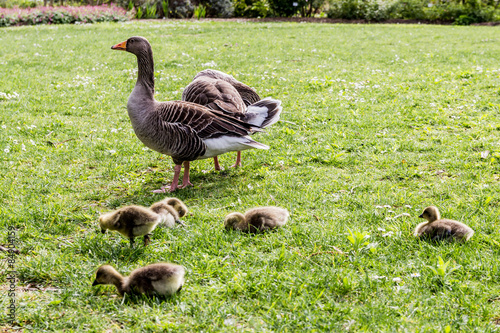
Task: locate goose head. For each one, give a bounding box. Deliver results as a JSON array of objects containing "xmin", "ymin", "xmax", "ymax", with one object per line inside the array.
[
  {"xmin": 111, "ymin": 36, "xmax": 152, "ymax": 56},
  {"xmin": 224, "ymin": 212, "xmax": 246, "ymax": 230},
  {"xmin": 99, "ymin": 210, "xmax": 122, "ymax": 233},
  {"xmin": 165, "ymin": 198, "xmax": 188, "ymax": 218},
  {"xmin": 92, "ymin": 265, "xmax": 123, "ymax": 286},
  {"xmin": 418, "ymin": 206, "xmax": 441, "ymax": 223}
]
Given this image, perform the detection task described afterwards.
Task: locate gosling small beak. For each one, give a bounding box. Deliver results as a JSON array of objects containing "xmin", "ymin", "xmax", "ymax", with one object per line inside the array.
[
  {"xmin": 418, "ymin": 214, "xmax": 423, "ymax": 218},
  {"xmin": 92, "ymin": 280, "xmax": 98, "ymax": 286},
  {"xmin": 111, "ymin": 41, "xmax": 127, "ymax": 51},
  {"xmin": 101, "ymin": 229, "xmax": 106, "ymax": 234},
  {"xmin": 176, "ymin": 220, "xmax": 187, "ymax": 227}
]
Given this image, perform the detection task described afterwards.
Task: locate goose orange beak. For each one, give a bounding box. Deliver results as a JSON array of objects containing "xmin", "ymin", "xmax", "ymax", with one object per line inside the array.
[{"xmin": 111, "ymin": 41, "xmax": 127, "ymax": 51}]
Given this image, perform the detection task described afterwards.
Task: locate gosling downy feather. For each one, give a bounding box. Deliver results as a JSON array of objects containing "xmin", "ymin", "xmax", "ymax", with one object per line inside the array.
[
  {"xmin": 92, "ymin": 263, "xmax": 185, "ymax": 297},
  {"xmin": 182, "ymin": 69, "xmax": 282, "ymax": 169},
  {"xmin": 224, "ymin": 206, "xmax": 289, "ymax": 233},
  {"xmin": 150, "ymin": 197, "xmax": 188, "ymax": 227},
  {"xmin": 99, "ymin": 205, "xmax": 161, "ymax": 246},
  {"xmin": 414, "ymin": 206, "xmax": 474, "ymax": 242},
  {"xmin": 111, "ymin": 37, "xmax": 270, "ymax": 193}
]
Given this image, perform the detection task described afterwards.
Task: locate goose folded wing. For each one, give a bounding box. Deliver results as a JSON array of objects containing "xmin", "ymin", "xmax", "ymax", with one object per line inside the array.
[
  {"xmin": 183, "ymin": 78, "xmax": 244, "ymax": 115},
  {"xmin": 157, "ymin": 101, "xmax": 261, "ymax": 140}
]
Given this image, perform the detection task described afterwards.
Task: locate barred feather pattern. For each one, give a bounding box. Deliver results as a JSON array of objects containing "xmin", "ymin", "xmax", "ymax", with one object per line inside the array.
[
  {"xmin": 190, "ymin": 69, "xmax": 261, "ymax": 107},
  {"xmin": 136, "ymin": 101, "xmax": 259, "ymax": 164},
  {"xmin": 120, "ymin": 37, "xmax": 267, "ymax": 168}
]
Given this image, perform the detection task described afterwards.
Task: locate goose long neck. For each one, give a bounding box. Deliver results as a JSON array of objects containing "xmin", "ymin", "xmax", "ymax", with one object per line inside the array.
[
  {"xmin": 109, "ymin": 272, "xmax": 126, "ymax": 294},
  {"xmin": 135, "ymin": 48, "xmax": 155, "ymax": 99}
]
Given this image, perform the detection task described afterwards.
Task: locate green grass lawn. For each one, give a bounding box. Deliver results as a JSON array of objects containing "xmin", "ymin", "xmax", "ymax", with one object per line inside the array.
[{"xmin": 1, "ymin": 20, "xmax": 500, "ymax": 331}]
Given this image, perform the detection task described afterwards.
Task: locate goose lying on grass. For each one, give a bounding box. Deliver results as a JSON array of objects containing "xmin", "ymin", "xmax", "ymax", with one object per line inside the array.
[
  {"xmin": 414, "ymin": 206, "xmax": 474, "ymax": 242},
  {"xmin": 182, "ymin": 69, "xmax": 281, "ymax": 169},
  {"xmin": 111, "ymin": 36, "xmax": 281, "ymax": 192},
  {"xmin": 224, "ymin": 206, "xmax": 289, "ymax": 233},
  {"xmin": 92, "ymin": 263, "xmax": 184, "ymax": 297}
]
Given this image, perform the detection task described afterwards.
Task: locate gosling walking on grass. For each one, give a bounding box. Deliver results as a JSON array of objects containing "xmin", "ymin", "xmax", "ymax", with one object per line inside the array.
[{"xmin": 414, "ymin": 206, "xmax": 474, "ymax": 242}]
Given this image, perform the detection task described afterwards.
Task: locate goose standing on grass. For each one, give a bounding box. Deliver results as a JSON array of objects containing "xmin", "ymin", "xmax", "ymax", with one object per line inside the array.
[
  {"xmin": 414, "ymin": 206, "xmax": 474, "ymax": 242},
  {"xmin": 111, "ymin": 37, "xmax": 281, "ymax": 193},
  {"xmin": 224, "ymin": 206, "xmax": 289, "ymax": 233},
  {"xmin": 92, "ymin": 263, "xmax": 185, "ymax": 297},
  {"xmin": 182, "ymin": 69, "xmax": 281, "ymax": 169}
]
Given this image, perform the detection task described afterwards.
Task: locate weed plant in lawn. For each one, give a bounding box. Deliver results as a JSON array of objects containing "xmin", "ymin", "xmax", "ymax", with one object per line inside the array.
[{"xmin": 1, "ymin": 21, "xmax": 500, "ymax": 330}]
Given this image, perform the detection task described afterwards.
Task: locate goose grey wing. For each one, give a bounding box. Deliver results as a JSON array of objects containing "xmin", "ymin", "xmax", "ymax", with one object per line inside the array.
[
  {"xmin": 156, "ymin": 101, "xmax": 259, "ymax": 140},
  {"xmin": 182, "ymin": 77, "xmax": 246, "ymax": 116}
]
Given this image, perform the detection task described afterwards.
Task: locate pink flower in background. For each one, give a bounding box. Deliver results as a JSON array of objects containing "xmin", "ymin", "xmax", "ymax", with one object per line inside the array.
[{"xmin": 0, "ymin": 4, "xmax": 128, "ymax": 27}]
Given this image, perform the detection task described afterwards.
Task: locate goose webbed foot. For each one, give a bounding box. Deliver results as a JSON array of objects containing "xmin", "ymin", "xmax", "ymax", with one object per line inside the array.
[{"xmin": 231, "ymin": 151, "xmax": 242, "ymax": 168}]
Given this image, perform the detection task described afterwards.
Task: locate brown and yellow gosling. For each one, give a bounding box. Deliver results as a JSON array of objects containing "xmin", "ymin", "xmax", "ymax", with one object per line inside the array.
[
  {"xmin": 414, "ymin": 206, "xmax": 474, "ymax": 242},
  {"xmin": 92, "ymin": 263, "xmax": 185, "ymax": 297},
  {"xmin": 99, "ymin": 205, "xmax": 161, "ymax": 246},
  {"xmin": 224, "ymin": 206, "xmax": 289, "ymax": 233},
  {"xmin": 150, "ymin": 197, "xmax": 188, "ymax": 227}
]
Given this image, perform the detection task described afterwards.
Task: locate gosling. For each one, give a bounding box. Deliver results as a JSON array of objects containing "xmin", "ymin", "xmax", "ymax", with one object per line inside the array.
[
  {"xmin": 224, "ymin": 206, "xmax": 289, "ymax": 233},
  {"xmin": 414, "ymin": 206, "xmax": 474, "ymax": 242},
  {"xmin": 99, "ymin": 205, "xmax": 161, "ymax": 246},
  {"xmin": 150, "ymin": 197, "xmax": 188, "ymax": 227},
  {"xmin": 92, "ymin": 263, "xmax": 185, "ymax": 297}
]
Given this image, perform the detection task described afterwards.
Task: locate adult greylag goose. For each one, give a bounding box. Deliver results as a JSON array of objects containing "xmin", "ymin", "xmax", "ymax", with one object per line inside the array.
[
  {"xmin": 182, "ymin": 69, "xmax": 281, "ymax": 169},
  {"xmin": 414, "ymin": 206, "xmax": 474, "ymax": 242},
  {"xmin": 111, "ymin": 37, "xmax": 274, "ymax": 192},
  {"xmin": 92, "ymin": 263, "xmax": 185, "ymax": 297},
  {"xmin": 224, "ymin": 206, "xmax": 289, "ymax": 233}
]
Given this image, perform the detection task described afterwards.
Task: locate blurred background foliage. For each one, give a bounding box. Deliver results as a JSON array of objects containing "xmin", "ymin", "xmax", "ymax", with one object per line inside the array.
[{"xmin": 1, "ymin": 0, "xmax": 499, "ymax": 25}]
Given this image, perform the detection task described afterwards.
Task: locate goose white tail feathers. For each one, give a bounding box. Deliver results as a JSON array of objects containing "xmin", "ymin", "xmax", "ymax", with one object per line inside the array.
[{"xmin": 244, "ymin": 98, "xmax": 282, "ymax": 128}]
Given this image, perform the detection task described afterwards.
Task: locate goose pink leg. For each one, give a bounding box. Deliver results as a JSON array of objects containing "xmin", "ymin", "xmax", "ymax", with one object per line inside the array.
[
  {"xmin": 179, "ymin": 161, "xmax": 193, "ymax": 189},
  {"xmin": 231, "ymin": 151, "xmax": 242, "ymax": 168},
  {"xmin": 152, "ymin": 164, "xmax": 182, "ymax": 193},
  {"xmin": 213, "ymin": 156, "xmax": 222, "ymax": 171}
]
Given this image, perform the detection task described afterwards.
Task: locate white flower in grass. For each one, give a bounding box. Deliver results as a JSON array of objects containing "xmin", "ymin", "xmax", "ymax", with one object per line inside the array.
[
  {"xmin": 201, "ymin": 61, "xmax": 217, "ymax": 68},
  {"xmin": 371, "ymin": 275, "xmax": 387, "ymax": 280},
  {"xmin": 21, "ymin": 144, "xmax": 26, "ymax": 151},
  {"xmin": 142, "ymin": 147, "xmax": 149, "ymax": 151},
  {"xmin": 30, "ymin": 139, "xmax": 36, "ymax": 146},
  {"xmin": 108, "ymin": 150, "xmax": 116, "ymax": 155},
  {"xmin": 1, "ymin": 125, "xmax": 6, "ymax": 129},
  {"xmin": 411, "ymin": 273, "xmax": 421, "ymax": 278},
  {"xmin": 382, "ymin": 232, "xmax": 393, "ymax": 237},
  {"xmin": 111, "ymin": 128, "xmax": 118, "ymax": 133},
  {"xmin": 393, "ymin": 277, "xmax": 402, "ymax": 283},
  {"xmin": 4, "ymin": 147, "xmax": 10, "ymax": 153}
]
